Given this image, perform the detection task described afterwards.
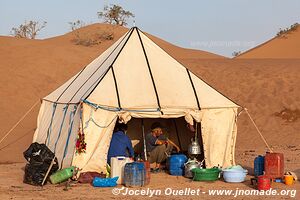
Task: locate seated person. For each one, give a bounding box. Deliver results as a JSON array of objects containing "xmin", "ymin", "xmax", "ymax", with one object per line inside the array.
[
  {"xmin": 146, "ymin": 122, "xmax": 180, "ymax": 172},
  {"xmin": 107, "ymin": 122, "xmax": 134, "ymax": 165}
]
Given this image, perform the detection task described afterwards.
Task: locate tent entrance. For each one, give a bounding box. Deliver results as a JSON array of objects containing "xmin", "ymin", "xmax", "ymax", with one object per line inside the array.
[{"xmin": 125, "ymin": 117, "xmax": 205, "ymax": 161}]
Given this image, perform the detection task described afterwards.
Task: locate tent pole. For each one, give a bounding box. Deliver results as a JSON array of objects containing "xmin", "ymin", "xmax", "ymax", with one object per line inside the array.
[
  {"xmin": 141, "ymin": 119, "xmax": 148, "ymax": 161},
  {"xmin": 41, "ymin": 157, "xmax": 56, "ymax": 186},
  {"xmin": 172, "ymin": 119, "xmax": 182, "ymax": 151}
]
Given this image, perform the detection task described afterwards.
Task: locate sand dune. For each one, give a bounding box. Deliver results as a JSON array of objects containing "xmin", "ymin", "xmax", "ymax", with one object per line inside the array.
[
  {"xmin": 237, "ymin": 25, "xmax": 300, "ymax": 58},
  {"xmin": 0, "ymin": 23, "xmax": 299, "ymax": 164}
]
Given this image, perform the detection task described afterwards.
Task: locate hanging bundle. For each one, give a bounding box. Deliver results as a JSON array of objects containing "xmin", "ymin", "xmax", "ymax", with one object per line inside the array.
[
  {"xmin": 76, "ymin": 104, "xmax": 86, "ymax": 154},
  {"xmin": 76, "ymin": 129, "xmax": 86, "ymax": 154}
]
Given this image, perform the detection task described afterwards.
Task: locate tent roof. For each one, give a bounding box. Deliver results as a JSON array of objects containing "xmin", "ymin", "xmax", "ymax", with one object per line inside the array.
[{"xmin": 44, "ymin": 27, "xmax": 239, "ymax": 110}]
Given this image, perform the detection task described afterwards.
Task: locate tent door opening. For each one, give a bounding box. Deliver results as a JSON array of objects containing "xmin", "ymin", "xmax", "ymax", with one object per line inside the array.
[{"xmin": 124, "ymin": 117, "xmax": 204, "ymax": 162}]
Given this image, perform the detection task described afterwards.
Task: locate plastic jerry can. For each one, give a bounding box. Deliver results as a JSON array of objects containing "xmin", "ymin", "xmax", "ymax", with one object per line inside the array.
[
  {"xmin": 254, "ymin": 155, "xmax": 264, "ymax": 177},
  {"xmin": 124, "ymin": 162, "xmax": 145, "ymax": 187},
  {"xmin": 168, "ymin": 154, "xmax": 187, "ymax": 176},
  {"xmin": 50, "ymin": 166, "xmax": 74, "ymax": 184},
  {"xmin": 264, "ymin": 152, "xmax": 284, "ymax": 179},
  {"xmin": 110, "ymin": 157, "xmax": 132, "ymax": 184}
]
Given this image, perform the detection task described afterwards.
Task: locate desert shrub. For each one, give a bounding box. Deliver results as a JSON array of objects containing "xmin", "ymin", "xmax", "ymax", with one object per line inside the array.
[
  {"xmin": 276, "ymin": 23, "xmax": 299, "ymax": 37},
  {"xmin": 68, "ymin": 19, "xmax": 114, "ymax": 47},
  {"xmin": 11, "ymin": 20, "xmax": 47, "ymax": 39},
  {"xmin": 72, "ymin": 30, "xmax": 114, "ymax": 47},
  {"xmin": 232, "ymin": 51, "xmax": 241, "ymax": 57},
  {"xmin": 274, "ymin": 108, "xmax": 300, "ymax": 122}
]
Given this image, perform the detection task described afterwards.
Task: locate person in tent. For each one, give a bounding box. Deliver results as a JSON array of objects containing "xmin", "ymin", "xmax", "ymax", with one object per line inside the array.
[
  {"xmin": 107, "ymin": 122, "xmax": 134, "ymax": 165},
  {"xmin": 146, "ymin": 122, "xmax": 180, "ymax": 172}
]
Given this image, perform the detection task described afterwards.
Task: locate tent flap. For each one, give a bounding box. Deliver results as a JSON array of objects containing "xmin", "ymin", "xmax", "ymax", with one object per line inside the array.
[
  {"xmin": 201, "ymin": 107, "xmax": 238, "ymax": 168},
  {"xmin": 71, "ymin": 103, "xmax": 118, "ymax": 173}
]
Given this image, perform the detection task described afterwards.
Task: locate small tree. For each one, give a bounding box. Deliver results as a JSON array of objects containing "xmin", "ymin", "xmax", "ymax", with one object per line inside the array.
[
  {"xmin": 11, "ymin": 21, "xmax": 47, "ymax": 39},
  {"xmin": 97, "ymin": 4, "xmax": 134, "ymax": 26}
]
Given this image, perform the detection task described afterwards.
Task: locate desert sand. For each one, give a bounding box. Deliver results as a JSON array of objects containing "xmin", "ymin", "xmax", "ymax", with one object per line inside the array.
[{"xmin": 0, "ymin": 23, "xmax": 299, "ymax": 199}]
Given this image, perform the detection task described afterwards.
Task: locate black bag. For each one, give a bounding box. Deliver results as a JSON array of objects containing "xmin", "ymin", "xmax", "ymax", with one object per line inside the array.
[{"xmin": 23, "ymin": 142, "xmax": 59, "ymax": 186}]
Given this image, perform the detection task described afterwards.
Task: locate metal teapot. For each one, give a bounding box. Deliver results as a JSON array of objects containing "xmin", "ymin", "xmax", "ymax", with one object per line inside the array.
[
  {"xmin": 188, "ymin": 138, "xmax": 201, "ymax": 156},
  {"xmin": 184, "ymin": 159, "xmax": 199, "ymax": 178}
]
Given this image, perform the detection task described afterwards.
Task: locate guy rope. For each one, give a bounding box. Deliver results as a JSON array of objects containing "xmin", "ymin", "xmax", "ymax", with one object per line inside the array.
[{"xmin": 0, "ymin": 100, "xmax": 40, "ymax": 146}]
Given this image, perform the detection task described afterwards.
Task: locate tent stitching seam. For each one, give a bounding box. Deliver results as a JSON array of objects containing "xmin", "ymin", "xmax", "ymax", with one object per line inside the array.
[
  {"xmin": 136, "ymin": 27, "xmax": 162, "ymax": 112},
  {"xmin": 83, "ymin": 27, "xmax": 135, "ymax": 102},
  {"xmin": 67, "ymin": 27, "xmax": 134, "ymax": 103}
]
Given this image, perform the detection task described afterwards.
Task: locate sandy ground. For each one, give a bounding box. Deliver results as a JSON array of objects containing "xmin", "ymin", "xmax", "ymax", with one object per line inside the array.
[{"xmin": 0, "ymin": 148, "xmax": 299, "ymax": 200}]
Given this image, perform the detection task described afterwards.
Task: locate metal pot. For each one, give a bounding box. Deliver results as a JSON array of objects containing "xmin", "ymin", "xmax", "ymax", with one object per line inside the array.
[
  {"xmin": 188, "ymin": 138, "xmax": 201, "ymax": 156},
  {"xmin": 184, "ymin": 159, "xmax": 199, "ymax": 178}
]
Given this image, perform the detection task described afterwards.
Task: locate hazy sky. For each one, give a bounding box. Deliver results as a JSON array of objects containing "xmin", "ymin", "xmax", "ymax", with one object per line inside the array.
[{"xmin": 1, "ymin": 0, "xmax": 299, "ymax": 57}]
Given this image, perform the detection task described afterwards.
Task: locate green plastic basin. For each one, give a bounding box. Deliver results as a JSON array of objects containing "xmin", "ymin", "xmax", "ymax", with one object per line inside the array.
[{"xmin": 191, "ymin": 168, "xmax": 220, "ymax": 181}]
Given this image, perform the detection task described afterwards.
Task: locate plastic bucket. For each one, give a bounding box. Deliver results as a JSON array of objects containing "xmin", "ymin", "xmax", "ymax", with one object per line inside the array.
[{"xmin": 257, "ymin": 175, "xmax": 271, "ymax": 190}]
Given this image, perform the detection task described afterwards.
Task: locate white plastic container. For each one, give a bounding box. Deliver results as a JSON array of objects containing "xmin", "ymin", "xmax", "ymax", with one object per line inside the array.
[{"xmin": 110, "ymin": 157, "xmax": 132, "ymax": 184}]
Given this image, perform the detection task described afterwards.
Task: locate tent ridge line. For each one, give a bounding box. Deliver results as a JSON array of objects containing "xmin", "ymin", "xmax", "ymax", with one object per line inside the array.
[
  {"xmin": 82, "ymin": 27, "xmax": 135, "ymax": 103},
  {"xmin": 109, "ymin": 27, "xmax": 135, "ymax": 67},
  {"xmin": 83, "ymin": 66, "xmax": 112, "ymax": 100},
  {"xmin": 67, "ymin": 27, "xmax": 134, "ymax": 104},
  {"xmin": 136, "ymin": 27, "xmax": 162, "ymax": 113},
  {"xmin": 56, "ymin": 67, "xmax": 86, "ymax": 102},
  {"xmin": 137, "ymin": 27, "xmax": 191, "ymax": 71},
  {"xmin": 111, "ymin": 65, "xmax": 121, "ymax": 109},
  {"xmin": 186, "ymin": 69, "xmax": 201, "ymax": 110}
]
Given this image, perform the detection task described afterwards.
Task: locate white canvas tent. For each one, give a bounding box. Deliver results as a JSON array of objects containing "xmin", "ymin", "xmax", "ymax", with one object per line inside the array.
[{"xmin": 33, "ymin": 27, "xmax": 240, "ymax": 173}]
